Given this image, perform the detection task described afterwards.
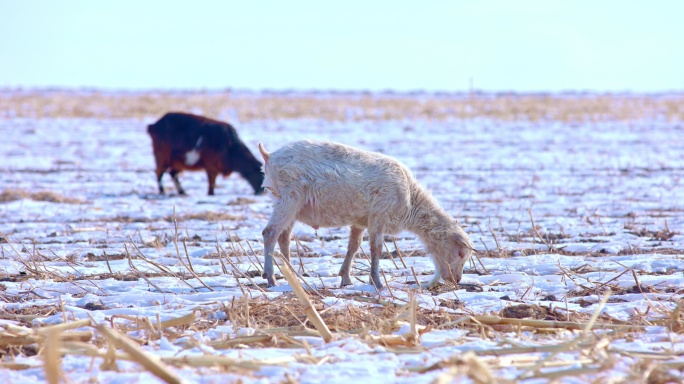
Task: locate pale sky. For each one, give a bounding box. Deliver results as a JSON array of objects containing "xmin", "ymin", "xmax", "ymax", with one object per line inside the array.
[{"xmin": 1, "ymin": 0, "xmax": 682, "ymax": 92}]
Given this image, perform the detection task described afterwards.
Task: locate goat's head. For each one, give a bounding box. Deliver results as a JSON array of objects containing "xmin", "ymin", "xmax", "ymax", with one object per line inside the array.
[{"xmin": 427, "ymin": 221, "xmax": 474, "ymax": 285}]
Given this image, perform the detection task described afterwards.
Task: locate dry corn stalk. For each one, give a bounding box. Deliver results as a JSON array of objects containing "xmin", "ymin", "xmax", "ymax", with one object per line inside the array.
[
  {"xmin": 430, "ymin": 352, "xmax": 496, "ymax": 384},
  {"xmin": 42, "ymin": 328, "xmax": 63, "ymax": 384},
  {"xmin": 210, "ymin": 335, "xmax": 274, "ymax": 349},
  {"xmin": 439, "ymin": 315, "xmax": 644, "ymax": 331},
  {"xmin": 277, "ymin": 258, "xmax": 333, "ymax": 342},
  {"xmin": 97, "ymin": 324, "xmax": 186, "ymax": 384},
  {"xmin": 0, "ymin": 319, "xmax": 93, "ymax": 347},
  {"xmin": 159, "ymin": 310, "xmax": 197, "ymax": 328}
]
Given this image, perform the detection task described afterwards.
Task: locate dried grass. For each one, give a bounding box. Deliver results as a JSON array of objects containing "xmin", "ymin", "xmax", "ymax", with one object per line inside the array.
[
  {"xmin": 175, "ymin": 212, "xmax": 243, "ymax": 222},
  {"xmin": 1, "ymin": 90, "xmax": 683, "ymax": 122},
  {"xmin": 0, "ymin": 189, "xmax": 84, "ymax": 204},
  {"xmin": 109, "ymin": 212, "xmax": 243, "ymax": 223},
  {"xmin": 0, "ymin": 285, "xmax": 682, "ymax": 382}
]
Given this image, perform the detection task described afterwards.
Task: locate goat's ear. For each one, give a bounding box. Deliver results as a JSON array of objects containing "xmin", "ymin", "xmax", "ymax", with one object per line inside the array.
[
  {"xmin": 451, "ymin": 232, "xmax": 468, "ymax": 247},
  {"xmin": 452, "ymin": 234, "xmax": 475, "ymax": 254},
  {"xmin": 258, "ymin": 143, "xmax": 270, "ymax": 164}
]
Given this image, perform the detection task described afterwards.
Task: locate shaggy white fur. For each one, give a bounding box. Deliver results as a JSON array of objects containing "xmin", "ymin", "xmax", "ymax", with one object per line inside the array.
[{"xmin": 259, "ymin": 140, "xmax": 474, "ymax": 289}]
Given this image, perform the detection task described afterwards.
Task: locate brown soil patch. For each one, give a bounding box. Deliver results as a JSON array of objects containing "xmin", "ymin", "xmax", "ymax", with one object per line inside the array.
[{"xmin": 501, "ymin": 304, "xmax": 548, "ymax": 320}]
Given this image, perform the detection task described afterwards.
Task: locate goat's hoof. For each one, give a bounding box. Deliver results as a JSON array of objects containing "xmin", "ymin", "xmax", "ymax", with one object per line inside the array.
[
  {"xmin": 370, "ymin": 275, "xmax": 384, "ymax": 290},
  {"xmin": 371, "ymin": 281, "xmax": 384, "ymax": 290},
  {"xmin": 263, "ymin": 273, "xmax": 276, "ymax": 287},
  {"xmin": 421, "ymin": 281, "xmax": 439, "ymax": 289}
]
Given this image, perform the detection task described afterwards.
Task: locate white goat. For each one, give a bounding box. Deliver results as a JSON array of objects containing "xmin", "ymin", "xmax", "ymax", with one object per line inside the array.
[{"xmin": 258, "ymin": 140, "xmax": 474, "ymax": 289}]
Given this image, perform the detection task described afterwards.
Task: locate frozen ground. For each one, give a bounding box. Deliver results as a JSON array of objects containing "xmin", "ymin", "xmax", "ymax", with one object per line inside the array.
[{"xmin": 1, "ymin": 96, "xmax": 683, "ymax": 383}]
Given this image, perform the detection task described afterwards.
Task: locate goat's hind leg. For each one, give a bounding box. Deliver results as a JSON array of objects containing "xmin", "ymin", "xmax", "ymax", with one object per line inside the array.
[
  {"xmin": 367, "ymin": 228, "xmax": 385, "ymax": 290},
  {"xmin": 262, "ymin": 201, "xmax": 298, "ymax": 286},
  {"xmin": 155, "ymin": 167, "xmax": 166, "ymax": 194},
  {"xmin": 153, "ymin": 151, "xmax": 169, "ymax": 194},
  {"xmin": 169, "ymin": 169, "xmax": 186, "ymax": 195},
  {"xmin": 277, "ymin": 223, "xmax": 294, "ymax": 264},
  {"xmin": 339, "ymin": 225, "xmax": 364, "ymax": 287}
]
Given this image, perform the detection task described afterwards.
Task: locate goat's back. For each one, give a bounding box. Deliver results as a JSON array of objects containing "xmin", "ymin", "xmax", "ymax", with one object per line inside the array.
[{"xmin": 267, "ymin": 140, "xmax": 412, "ymax": 185}]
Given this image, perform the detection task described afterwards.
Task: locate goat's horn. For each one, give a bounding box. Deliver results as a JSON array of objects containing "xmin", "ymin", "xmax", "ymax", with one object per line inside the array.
[{"xmin": 258, "ymin": 143, "xmax": 270, "ymax": 163}]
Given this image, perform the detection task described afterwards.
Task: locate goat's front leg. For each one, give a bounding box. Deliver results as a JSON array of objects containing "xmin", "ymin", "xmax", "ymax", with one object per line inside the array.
[
  {"xmin": 262, "ymin": 200, "xmax": 298, "ymax": 286},
  {"xmin": 262, "ymin": 225, "xmax": 279, "ymax": 286},
  {"xmin": 339, "ymin": 225, "xmax": 364, "ymax": 287},
  {"xmin": 423, "ymin": 268, "xmax": 441, "ymax": 289},
  {"xmin": 368, "ymin": 229, "xmax": 384, "ymax": 289},
  {"xmin": 205, "ymin": 169, "xmax": 219, "ymax": 196}
]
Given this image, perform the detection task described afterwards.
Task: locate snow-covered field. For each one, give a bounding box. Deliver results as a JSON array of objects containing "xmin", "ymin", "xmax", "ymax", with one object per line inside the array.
[{"xmin": 1, "ymin": 92, "xmax": 683, "ymax": 383}]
